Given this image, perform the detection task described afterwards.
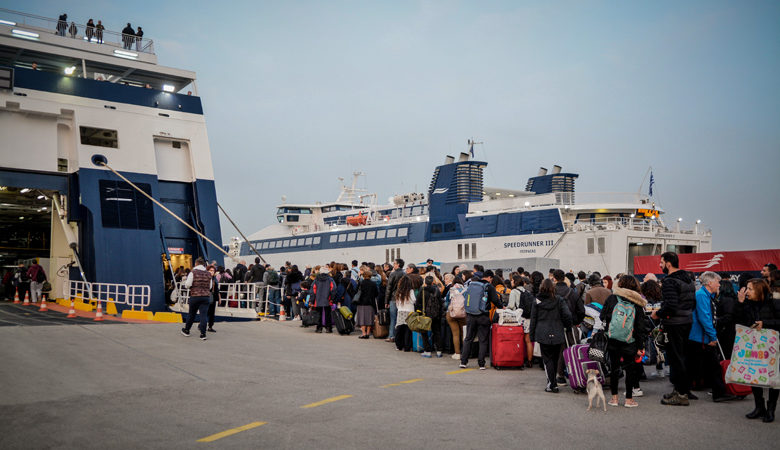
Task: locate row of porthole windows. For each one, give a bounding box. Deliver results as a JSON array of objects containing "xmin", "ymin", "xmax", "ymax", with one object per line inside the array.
[
  {"xmin": 256, "ymin": 236, "xmax": 322, "ymax": 250},
  {"xmin": 328, "ymin": 227, "xmax": 408, "ymax": 243}
]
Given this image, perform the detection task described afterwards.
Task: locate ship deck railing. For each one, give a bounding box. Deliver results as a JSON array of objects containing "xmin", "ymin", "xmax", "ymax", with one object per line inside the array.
[
  {"xmin": 564, "ymin": 216, "xmax": 710, "ymax": 236},
  {"xmin": 0, "ymin": 8, "xmax": 155, "ymax": 54},
  {"xmin": 171, "ymin": 282, "xmax": 263, "ymax": 319}
]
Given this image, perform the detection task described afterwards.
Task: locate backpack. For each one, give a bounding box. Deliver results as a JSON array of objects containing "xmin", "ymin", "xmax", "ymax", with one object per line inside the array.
[
  {"xmin": 36, "ymin": 268, "xmax": 46, "ymax": 283},
  {"xmin": 464, "ymin": 280, "xmax": 488, "ymax": 315},
  {"xmin": 346, "ymin": 278, "xmax": 357, "ymax": 297},
  {"xmin": 448, "ymin": 285, "xmax": 467, "ymax": 319},
  {"xmin": 266, "ymin": 270, "xmax": 279, "ymax": 285},
  {"xmin": 607, "ymin": 296, "xmax": 636, "ymax": 343}
]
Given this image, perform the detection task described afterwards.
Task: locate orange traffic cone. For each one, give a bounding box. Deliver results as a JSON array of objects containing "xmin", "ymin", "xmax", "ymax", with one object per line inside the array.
[
  {"xmin": 22, "ymin": 291, "xmax": 30, "ymax": 306},
  {"xmin": 94, "ymin": 301, "xmax": 104, "ymax": 321},
  {"xmin": 278, "ymin": 304, "xmax": 286, "ymax": 321},
  {"xmin": 38, "ymin": 294, "xmax": 48, "ymax": 311},
  {"xmin": 66, "ymin": 299, "xmax": 77, "ymax": 318},
  {"xmin": 13, "ymin": 288, "xmax": 20, "ymax": 303}
]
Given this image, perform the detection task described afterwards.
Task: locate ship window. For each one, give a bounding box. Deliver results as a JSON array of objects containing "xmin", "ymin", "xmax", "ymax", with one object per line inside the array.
[
  {"xmin": 347, "ymin": 233, "xmax": 356, "ymax": 241},
  {"xmin": 282, "ymin": 240, "xmax": 290, "ymax": 247},
  {"xmin": 432, "ymin": 224, "xmax": 442, "ymax": 234},
  {"xmin": 471, "ymin": 243, "xmax": 477, "ymax": 259},
  {"xmin": 444, "ymin": 222, "xmax": 456, "ymax": 232},
  {"xmin": 262, "ymin": 242, "xmax": 269, "ymax": 249},
  {"xmin": 386, "ymin": 248, "xmax": 390, "ymax": 264},
  {"xmin": 457, "ymin": 244, "xmax": 462, "ymax": 260},
  {"xmin": 402, "ymin": 208, "xmax": 411, "ymax": 217},
  {"xmin": 390, "ymin": 248, "xmax": 395, "ymax": 261},
  {"xmin": 587, "ymin": 238, "xmax": 594, "ymax": 254},
  {"xmin": 305, "ymin": 237, "xmax": 312, "ymax": 245},
  {"xmin": 387, "ymin": 229, "xmax": 397, "ymax": 238},
  {"xmin": 269, "ymin": 241, "xmax": 276, "ymax": 249},
  {"xmin": 411, "ymin": 206, "xmax": 421, "ymax": 215},
  {"xmin": 277, "ymin": 216, "xmax": 284, "ymax": 223},
  {"xmin": 397, "ymin": 248, "xmax": 401, "ymax": 259},
  {"xmin": 313, "ymin": 236, "xmax": 321, "ymax": 245},
  {"xmin": 366, "ymin": 231, "xmax": 376, "ymax": 240},
  {"xmin": 329, "ymin": 235, "xmax": 338, "ymax": 243},
  {"xmin": 398, "ymin": 228, "xmax": 408, "ymax": 237},
  {"xmin": 98, "ymin": 180, "xmax": 154, "ymax": 230},
  {"xmin": 80, "ymin": 126, "xmax": 118, "ymax": 148},
  {"xmin": 287, "ymin": 215, "xmax": 299, "ymax": 222},
  {"xmin": 464, "ymin": 242, "xmax": 470, "ymax": 259},
  {"xmin": 598, "ymin": 237, "xmax": 606, "ymax": 254},
  {"xmin": 376, "ymin": 230, "xmax": 386, "ymax": 239},
  {"xmin": 356, "ymin": 232, "xmax": 366, "ymax": 240},
  {"xmin": 338, "ymin": 234, "xmax": 346, "ymax": 242}
]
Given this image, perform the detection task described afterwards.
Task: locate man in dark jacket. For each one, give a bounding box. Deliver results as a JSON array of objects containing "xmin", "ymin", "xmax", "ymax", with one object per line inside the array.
[
  {"xmin": 233, "ymin": 261, "xmax": 248, "ymax": 285},
  {"xmin": 553, "ymin": 269, "xmax": 585, "ymax": 383},
  {"xmin": 460, "ymin": 270, "xmax": 503, "ymax": 370},
  {"xmin": 384, "ymin": 258, "xmax": 404, "ymax": 341},
  {"xmin": 716, "ymin": 273, "xmax": 738, "ymax": 359},
  {"xmin": 652, "ymin": 252, "xmax": 696, "ymax": 406},
  {"xmin": 312, "ymin": 267, "xmax": 336, "ymax": 333},
  {"xmin": 121, "ymin": 23, "xmax": 135, "ymax": 49},
  {"xmin": 530, "ymin": 279, "xmax": 573, "ymax": 392}
]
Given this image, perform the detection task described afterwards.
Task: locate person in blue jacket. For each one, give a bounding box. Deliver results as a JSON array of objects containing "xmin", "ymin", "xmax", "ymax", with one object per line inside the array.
[{"xmin": 688, "ymin": 271, "xmax": 736, "ymax": 402}]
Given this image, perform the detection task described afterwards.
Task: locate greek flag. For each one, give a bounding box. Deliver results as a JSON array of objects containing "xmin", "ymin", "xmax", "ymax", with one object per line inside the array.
[
  {"xmin": 649, "ymin": 171, "xmax": 654, "ymax": 197},
  {"xmin": 469, "ymin": 141, "xmax": 475, "ymax": 158}
]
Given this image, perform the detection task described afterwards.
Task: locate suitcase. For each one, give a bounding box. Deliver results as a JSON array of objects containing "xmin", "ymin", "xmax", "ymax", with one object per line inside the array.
[
  {"xmin": 331, "ymin": 310, "xmax": 354, "ymax": 335},
  {"xmin": 412, "ymin": 331, "xmax": 432, "ymax": 352},
  {"xmin": 718, "ymin": 342, "xmax": 751, "ymax": 398},
  {"xmin": 490, "ymin": 325, "xmax": 526, "ymax": 369},
  {"xmin": 338, "ymin": 305, "xmax": 353, "ymax": 320},
  {"xmin": 301, "ymin": 309, "xmax": 317, "ymax": 327},
  {"xmin": 564, "ymin": 343, "xmax": 605, "ymax": 389},
  {"xmin": 373, "ymin": 314, "xmax": 389, "ymax": 339}
]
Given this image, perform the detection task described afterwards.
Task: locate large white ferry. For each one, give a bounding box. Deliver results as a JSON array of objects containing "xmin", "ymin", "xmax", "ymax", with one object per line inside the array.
[
  {"xmin": 0, "ymin": 9, "xmax": 224, "ymax": 312},
  {"xmin": 232, "ymin": 150, "xmax": 712, "ymax": 275}
]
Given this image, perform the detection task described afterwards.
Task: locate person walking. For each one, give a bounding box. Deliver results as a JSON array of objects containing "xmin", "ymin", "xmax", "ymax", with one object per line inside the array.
[
  {"xmin": 384, "ymin": 258, "xmax": 404, "ymax": 342},
  {"xmin": 601, "ymin": 275, "xmax": 648, "ymax": 407},
  {"xmin": 355, "ymin": 268, "xmax": 379, "ymax": 339},
  {"xmin": 181, "ymin": 258, "xmax": 211, "ymax": 340},
  {"xmin": 529, "ymin": 279, "xmax": 573, "ymax": 392},
  {"xmin": 652, "ymin": 252, "xmax": 697, "ymax": 406},
  {"xmin": 312, "ymin": 267, "xmax": 335, "ymax": 333},
  {"xmin": 738, "ymin": 278, "xmax": 780, "ymax": 422},
  {"xmin": 459, "ymin": 270, "xmax": 503, "ymax": 370},
  {"xmin": 13, "ymin": 264, "xmax": 30, "ymax": 303},
  {"xmin": 26, "ymin": 260, "xmax": 46, "ymax": 304}
]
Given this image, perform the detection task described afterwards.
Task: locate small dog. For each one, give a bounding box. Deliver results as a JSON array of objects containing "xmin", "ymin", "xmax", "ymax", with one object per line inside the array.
[{"xmin": 586, "ymin": 369, "xmax": 606, "ymax": 411}]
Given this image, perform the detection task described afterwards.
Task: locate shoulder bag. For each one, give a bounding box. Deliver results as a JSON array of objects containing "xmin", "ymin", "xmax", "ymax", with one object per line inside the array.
[{"xmin": 407, "ymin": 289, "xmax": 432, "ymax": 332}]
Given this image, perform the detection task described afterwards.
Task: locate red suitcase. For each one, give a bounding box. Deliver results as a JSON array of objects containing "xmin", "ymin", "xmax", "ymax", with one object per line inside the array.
[
  {"xmin": 718, "ymin": 343, "xmax": 751, "ymax": 398},
  {"xmin": 490, "ymin": 325, "xmax": 526, "ymax": 369}
]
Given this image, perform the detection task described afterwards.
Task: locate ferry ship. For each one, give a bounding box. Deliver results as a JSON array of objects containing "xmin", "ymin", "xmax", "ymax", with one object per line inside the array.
[
  {"xmin": 0, "ymin": 9, "xmax": 223, "ymax": 312},
  {"xmin": 233, "ymin": 150, "xmax": 712, "ymax": 275}
]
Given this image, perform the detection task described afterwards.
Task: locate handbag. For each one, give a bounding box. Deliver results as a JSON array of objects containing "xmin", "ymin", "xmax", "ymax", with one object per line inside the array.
[
  {"xmin": 352, "ymin": 285, "xmax": 362, "ymax": 305},
  {"xmin": 726, "ymin": 324, "xmax": 780, "ymax": 388},
  {"xmin": 406, "ymin": 290, "xmax": 432, "ymax": 332},
  {"xmin": 588, "ymin": 330, "xmax": 609, "ymax": 365}
]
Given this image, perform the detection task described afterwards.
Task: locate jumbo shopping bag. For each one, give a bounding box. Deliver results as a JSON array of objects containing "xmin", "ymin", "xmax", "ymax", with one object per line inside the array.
[{"xmin": 725, "ymin": 324, "xmax": 780, "ymax": 389}]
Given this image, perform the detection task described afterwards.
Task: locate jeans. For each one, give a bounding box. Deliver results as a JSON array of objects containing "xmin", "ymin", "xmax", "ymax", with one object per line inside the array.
[
  {"xmin": 461, "ymin": 314, "xmax": 491, "ymax": 367},
  {"xmin": 665, "ymin": 323, "xmax": 692, "ymax": 395},
  {"xmin": 208, "ymin": 294, "xmax": 217, "ymax": 328},
  {"xmin": 421, "ymin": 316, "xmax": 442, "ymax": 353},
  {"xmin": 446, "ymin": 314, "xmax": 467, "ymax": 354},
  {"xmin": 267, "ymin": 287, "xmax": 281, "ymax": 316},
  {"xmin": 540, "ymin": 343, "xmax": 562, "ymax": 389},
  {"xmin": 388, "ymin": 301, "xmax": 398, "ymax": 339},
  {"xmin": 185, "ymin": 296, "xmax": 210, "ymax": 335}
]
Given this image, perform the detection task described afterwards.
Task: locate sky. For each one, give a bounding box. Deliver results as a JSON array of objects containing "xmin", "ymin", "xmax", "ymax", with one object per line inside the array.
[{"xmin": 8, "ymin": 1, "xmax": 780, "ymax": 250}]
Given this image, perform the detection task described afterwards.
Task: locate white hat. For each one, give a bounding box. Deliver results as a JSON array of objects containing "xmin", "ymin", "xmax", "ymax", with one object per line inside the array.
[{"xmin": 320, "ymin": 267, "xmax": 330, "ymax": 274}]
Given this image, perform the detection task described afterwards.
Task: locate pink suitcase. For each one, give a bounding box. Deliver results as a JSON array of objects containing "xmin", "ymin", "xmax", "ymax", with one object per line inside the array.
[{"xmin": 563, "ymin": 343, "xmax": 605, "ymax": 389}]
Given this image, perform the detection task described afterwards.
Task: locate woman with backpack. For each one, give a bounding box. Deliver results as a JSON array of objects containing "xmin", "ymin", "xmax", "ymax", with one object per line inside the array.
[
  {"xmin": 600, "ymin": 275, "xmax": 649, "ymax": 407},
  {"xmin": 394, "ymin": 276, "xmax": 416, "ymax": 351},
  {"xmin": 530, "ymin": 279, "xmax": 573, "ymax": 392},
  {"xmin": 445, "ymin": 276, "xmax": 467, "ymax": 360},
  {"xmin": 416, "ymin": 276, "xmax": 444, "ymax": 357}
]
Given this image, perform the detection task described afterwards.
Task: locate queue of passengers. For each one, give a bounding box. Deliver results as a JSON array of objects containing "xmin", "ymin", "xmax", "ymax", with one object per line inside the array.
[{"xmin": 178, "ymin": 255, "xmax": 780, "ymax": 423}]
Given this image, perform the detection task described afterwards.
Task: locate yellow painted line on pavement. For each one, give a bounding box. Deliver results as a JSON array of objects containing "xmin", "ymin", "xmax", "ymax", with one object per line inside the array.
[
  {"xmin": 380, "ymin": 378, "xmax": 424, "ymax": 388},
  {"xmin": 197, "ymin": 421, "xmax": 267, "ymax": 443},
  {"xmin": 447, "ymin": 368, "xmax": 475, "ymax": 375},
  {"xmin": 300, "ymin": 394, "xmax": 353, "ymax": 409}
]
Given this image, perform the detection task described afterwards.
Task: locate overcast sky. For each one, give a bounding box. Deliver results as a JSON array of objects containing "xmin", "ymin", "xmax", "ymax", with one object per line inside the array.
[{"xmin": 9, "ymin": 1, "xmax": 780, "ymax": 250}]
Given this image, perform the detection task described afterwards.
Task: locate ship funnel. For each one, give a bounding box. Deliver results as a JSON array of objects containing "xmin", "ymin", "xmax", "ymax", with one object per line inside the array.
[
  {"xmin": 537, "ymin": 167, "xmax": 548, "ymax": 176},
  {"xmin": 552, "ymin": 165, "xmax": 562, "ymax": 174},
  {"xmin": 458, "ymin": 152, "xmax": 470, "ymax": 162},
  {"xmin": 444, "ymin": 155, "xmax": 455, "ymax": 164}
]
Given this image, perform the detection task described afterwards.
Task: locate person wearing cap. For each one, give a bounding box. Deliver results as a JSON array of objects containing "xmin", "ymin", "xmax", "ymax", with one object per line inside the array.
[{"xmin": 312, "ymin": 266, "xmax": 336, "ymax": 333}]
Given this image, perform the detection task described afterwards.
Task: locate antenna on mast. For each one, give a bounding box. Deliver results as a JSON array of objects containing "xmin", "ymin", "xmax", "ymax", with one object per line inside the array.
[{"xmin": 467, "ymin": 138, "xmax": 483, "ymax": 158}]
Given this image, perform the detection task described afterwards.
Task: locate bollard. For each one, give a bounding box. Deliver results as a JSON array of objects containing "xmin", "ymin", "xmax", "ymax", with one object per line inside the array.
[
  {"xmin": 94, "ymin": 301, "xmax": 104, "ymax": 321},
  {"xmin": 66, "ymin": 299, "xmax": 77, "ymax": 318},
  {"xmin": 38, "ymin": 294, "xmax": 48, "ymax": 312},
  {"xmin": 22, "ymin": 291, "xmax": 30, "ymax": 306}
]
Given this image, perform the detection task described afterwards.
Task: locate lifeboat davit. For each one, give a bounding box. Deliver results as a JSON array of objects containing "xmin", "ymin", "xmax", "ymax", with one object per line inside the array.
[{"xmin": 346, "ymin": 212, "xmax": 367, "ymax": 226}]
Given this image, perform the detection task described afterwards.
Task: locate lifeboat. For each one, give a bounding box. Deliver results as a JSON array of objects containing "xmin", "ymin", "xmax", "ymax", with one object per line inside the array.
[{"xmin": 346, "ymin": 211, "xmax": 367, "ymax": 226}]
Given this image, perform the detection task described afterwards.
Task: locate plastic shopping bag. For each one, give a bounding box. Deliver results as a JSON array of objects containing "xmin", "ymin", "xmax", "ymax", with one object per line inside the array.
[{"xmin": 725, "ymin": 324, "xmax": 780, "ymax": 389}]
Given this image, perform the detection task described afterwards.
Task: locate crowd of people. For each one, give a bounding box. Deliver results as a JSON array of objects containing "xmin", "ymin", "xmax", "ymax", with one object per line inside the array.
[
  {"xmin": 1, "ymin": 260, "xmax": 49, "ymax": 304},
  {"xmin": 176, "ymin": 253, "xmax": 780, "ymax": 422},
  {"xmin": 55, "ymin": 12, "xmax": 143, "ymax": 50}
]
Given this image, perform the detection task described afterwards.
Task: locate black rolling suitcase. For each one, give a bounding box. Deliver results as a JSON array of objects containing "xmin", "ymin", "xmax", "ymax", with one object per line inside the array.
[{"xmin": 331, "ymin": 309, "xmax": 354, "ymax": 335}]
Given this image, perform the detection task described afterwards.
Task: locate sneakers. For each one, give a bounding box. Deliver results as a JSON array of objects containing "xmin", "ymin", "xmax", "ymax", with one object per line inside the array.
[
  {"xmin": 608, "ymin": 399, "xmax": 619, "ymax": 407},
  {"xmin": 421, "ymin": 352, "xmax": 432, "ymax": 358},
  {"xmin": 627, "ymin": 388, "xmax": 643, "ymax": 398},
  {"xmin": 180, "ymin": 328, "xmax": 190, "ymax": 337},
  {"xmin": 624, "ymin": 401, "xmax": 639, "ymax": 408},
  {"xmin": 661, "ymin": 392, "xmax": 689, "ymax": 406},
  {"xmin": 663, "ymin": 390, "xmax": 678, "ymax": 399},
  {"xmin": 656, "ymin": 369, "xmax": 665, "ymax": 378},
  {"xmin": 479, "ymin": 366, "xmax": 487, "ymax": 370},
  {"xmin": 200, "ymin": 334, "xmax": 207, "ymax": 341},
  {"xmin": 545, "ymin": 386, "xmax": 560, "ymax": 393},
  {"xmin": 291, "ymin": 317, "xmax": 300, "ymax": 321},
  {"xmin": 207, "ymin": 327, "xmax": 216, "ymax": 333},
  {"xmin": 556, "ymin": 376, "xmax": 567, "ymax": 385},
  {"xmin": 687, "ymin": 392, "xmax": 699, "ymax": 400},
  {"xmin": 436, "ymin": 352, "xmax": 443, "ymax": 358},
  {"xmin": 451, "ymin": 353, "xmax": 461, "ymax": 360},
  {"xmin": 459, "ymin": 364, "xmax": 467, "ymax": 369}
]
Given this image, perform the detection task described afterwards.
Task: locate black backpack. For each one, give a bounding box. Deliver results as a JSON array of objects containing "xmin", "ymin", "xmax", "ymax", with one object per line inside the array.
[{"xmin": 36, "ymin": 269, "xmax": 46, "ymax": 283}]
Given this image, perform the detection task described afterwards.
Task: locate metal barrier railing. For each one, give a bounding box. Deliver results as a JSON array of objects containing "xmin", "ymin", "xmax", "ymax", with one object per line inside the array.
[
  {"xmin": 67, "ymin": 280, "xmax": 150, "ymax": 310},
  {"xmin": 171, "ymin": 282, "xmax": 269, "ymax": 318}
]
